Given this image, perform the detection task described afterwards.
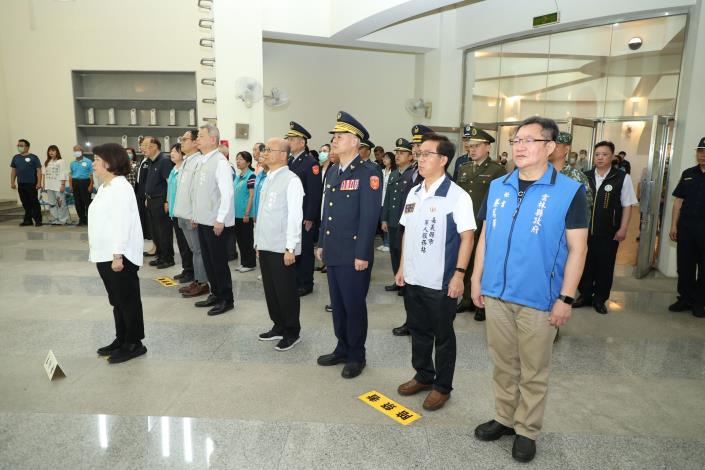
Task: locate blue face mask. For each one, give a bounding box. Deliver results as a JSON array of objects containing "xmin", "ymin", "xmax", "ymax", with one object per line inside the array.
[{"xmin": 318, "ymin": 152, "xmax": 328, "ymax": 164}]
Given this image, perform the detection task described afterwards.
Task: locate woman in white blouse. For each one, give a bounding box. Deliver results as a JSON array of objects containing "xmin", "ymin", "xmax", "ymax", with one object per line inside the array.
[
  {"xmin": 88, "ymin": 143, "xmax": 146, "ymax": 364},
  {"xmin": 41, "ymin": 145, "xmax": 70, "ymax": 225}
]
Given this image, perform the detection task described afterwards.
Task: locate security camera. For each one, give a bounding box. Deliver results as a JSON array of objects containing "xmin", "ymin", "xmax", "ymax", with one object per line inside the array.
[{"xmin": 628, "ymin": 37, "xmax": 643, "ymax": 50}]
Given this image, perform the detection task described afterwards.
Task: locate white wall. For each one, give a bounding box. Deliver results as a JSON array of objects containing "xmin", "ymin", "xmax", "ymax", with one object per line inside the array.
[
  {"xmin": 0, "ymin": 0, "xmax": 203, "ymax": 200},
  {"xmin": 261, "ymin": 42, "xmax": 417, "ymax": 152}
]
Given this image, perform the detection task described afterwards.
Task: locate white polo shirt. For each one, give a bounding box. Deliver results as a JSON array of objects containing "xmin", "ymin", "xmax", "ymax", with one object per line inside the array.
[{"xmin": 399, "ymin": 175, "xmax": 476, "ymax": 290}]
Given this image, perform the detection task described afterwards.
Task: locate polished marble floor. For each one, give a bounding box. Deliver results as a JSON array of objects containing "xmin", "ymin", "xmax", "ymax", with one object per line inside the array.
[{"xmin": 0, "ymin": 220, "xmax": 703, "ymax": 470}]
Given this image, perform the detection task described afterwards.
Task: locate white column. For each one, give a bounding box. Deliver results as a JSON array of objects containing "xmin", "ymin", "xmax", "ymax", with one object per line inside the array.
[
  {"xmin": 212, "ymin": 0, "xmax": 264, "ymax": 149},
  {"xmin": 658, "ymin": 3, "xmax": 705, "ymax": 276}
]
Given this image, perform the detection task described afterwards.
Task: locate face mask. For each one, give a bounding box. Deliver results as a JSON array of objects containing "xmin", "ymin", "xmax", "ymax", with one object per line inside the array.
[
  {"xmin": 73, "ymin": 151, "xmax": 83, "ymax": 158},
  {"xmin": 127, "ymin": 153, "xmax": 134, "ymax": 160},
  {"xmin": 318, "ymin": 152, "xmax": 328, "ymax": 163},
  {"xmin": 17, "ymin": 146, "xmax": 25, "ymax": 153}
]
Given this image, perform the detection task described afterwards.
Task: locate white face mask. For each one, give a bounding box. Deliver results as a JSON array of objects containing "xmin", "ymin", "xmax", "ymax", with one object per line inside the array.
[{"xmin": 73, "ymin": 151, "xmax": 82, "ymax": 158}]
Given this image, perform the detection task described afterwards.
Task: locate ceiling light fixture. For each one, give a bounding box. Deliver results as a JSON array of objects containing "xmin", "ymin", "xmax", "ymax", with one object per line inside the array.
[{"xmin": 628, "ymin": 37, "xmax": 643, "ymax": 50}]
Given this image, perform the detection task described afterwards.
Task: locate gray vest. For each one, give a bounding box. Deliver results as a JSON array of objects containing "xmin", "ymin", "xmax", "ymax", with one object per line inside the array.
[
  {"xmin": 191, "ymin": 151, "xmax": 234, "ymax": 226},
  {"xmin": 254, "ymin": 168, "xmax": 301, "ymax": 254},
  {"xmin": 172, "ymin": 152, "xmax": 201, "ymax": 220}
]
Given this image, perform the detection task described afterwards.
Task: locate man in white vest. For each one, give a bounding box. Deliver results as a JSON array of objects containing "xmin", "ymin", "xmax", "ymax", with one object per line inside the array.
[
  {"xmin": 191, "ymin": 124, "xmax": 235, "ymax": 316},
  {"xmin": 254, "ymin": 137, "xmax": 305, "ymax": 351}
]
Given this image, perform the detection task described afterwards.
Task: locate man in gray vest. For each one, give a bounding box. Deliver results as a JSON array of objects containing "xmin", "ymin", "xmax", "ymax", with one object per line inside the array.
[
  {"xmin": 255, "ymin": 137, "xmax": 305, "ymax": 351},
  {"xmin": 173, "ymin": 129, "xmax": 209, "ymax": 298},
  {"xmin": 192, "ymin": 124, "xmax": 235, "ymax": 316}
]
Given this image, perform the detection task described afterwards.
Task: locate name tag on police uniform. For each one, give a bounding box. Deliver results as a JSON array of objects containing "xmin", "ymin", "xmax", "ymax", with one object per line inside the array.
[
  {"xmin": 404, "ymin": 203, "xmax": 416, "ymax": 213},
  {"xmin": 340, "ymin": 179, "xmax": 359, "ymax": 191}
]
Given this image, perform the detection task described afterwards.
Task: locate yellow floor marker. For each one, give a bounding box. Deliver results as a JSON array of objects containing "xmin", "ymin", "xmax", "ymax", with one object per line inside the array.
[
  {"xmin": 155, "ymin": 277, "xmax": 178, "ymax": 287},
  {"xmin": 358, "ymin": 390, "xmax": 421, "ymax": 425}
]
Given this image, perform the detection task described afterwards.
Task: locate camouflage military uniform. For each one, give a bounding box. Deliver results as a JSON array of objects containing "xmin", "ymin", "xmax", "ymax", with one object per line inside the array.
[{"xmin": 561, "ymin": 163, "xmax": 593, "ymax": 216}]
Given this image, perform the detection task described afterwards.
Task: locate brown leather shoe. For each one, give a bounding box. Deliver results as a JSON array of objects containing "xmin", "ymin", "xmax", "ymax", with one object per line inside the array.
[
  {"xmin": 182, "ymin": 283, "xmax": 210, "ymax": 298},
  {"xmin": 397, "ymin": 379, "xmax": 433, "ymax": 396},
  {"xmin": 423, "ymin": 390, "xmax": 450, "ymax": 411},
  {"xmin": 179, "ymin": 282, "xmax": 197, "ymax": 294}
]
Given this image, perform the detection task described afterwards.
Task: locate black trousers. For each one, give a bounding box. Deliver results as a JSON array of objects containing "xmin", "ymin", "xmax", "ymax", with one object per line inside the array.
[
  {"xmin": 388, "ymin": 225, "xmax": 402, "ymax": 276},
  {"xmin": 146, "ymin": 196, "xmax": 174, "ymax": 263},
  {"xmin": 172, "ymin": 217, "xmax": 193, "ymax": 276},
  {"xmin": 234, "ymin": 218, "xmax": 256, "ymax": 268},
  {"xmin": 97, "ymin": 259, "xmax": 145, "ymax": 343},
  {"xmin": 296, "ymin": 221, "xmax": 318, "ymax": 290},
  {"xmin": 17, "ymin": 183, "xmax": 42, "ymax": 224},
  {"xmin": 260, "ymin": 250, "xmax": 300, "ymax": 339},
  {"xmin": 404, "ymin": 283, "xmax": 457, "ymax": 394},
  {"xmin": 72, "ymin": 179, "xmax": 91, "ymax": 223},
  {"xmin": 198, "ymin": 224, "xmax": 234, "ymax": 304},
  {"xmin": 328, "ymin": 264, "xmax": 371, "ymax": 363},
  {"xmin": 136, "ymin": 194, "xmax": 151, "ymax": 240},
  {"xmin": 579, "ymin": 234, "xmax": 620, "ymax": 303},
  {"xmin": 676, "ymin": 222, "xmax": 705, "ymax": 307}
]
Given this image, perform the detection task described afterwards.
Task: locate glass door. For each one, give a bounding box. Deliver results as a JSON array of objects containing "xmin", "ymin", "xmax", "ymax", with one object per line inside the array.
[{"xmin": 568, "ymin": 118, "xmax": 599, "ymax": 170}]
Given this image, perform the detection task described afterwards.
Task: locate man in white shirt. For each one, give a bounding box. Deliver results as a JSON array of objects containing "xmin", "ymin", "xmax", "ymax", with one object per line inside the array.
[
  {"xmin": 254, "ymin": 137, "xmax": 305, "ymax": 351},
  {"xmin": 394, "ymin": 134, "xmax": 476, "ymax": 411},
  {"xmin": 191, "ymin": 124, "xmax": 235, "ymax": 316},
  {"xmin": 574, "ymin": 140, "xmax": 638, "ymax": 314}
]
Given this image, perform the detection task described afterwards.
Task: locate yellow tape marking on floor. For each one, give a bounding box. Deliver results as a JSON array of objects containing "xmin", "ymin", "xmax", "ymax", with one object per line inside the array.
[
  {"xmin": 155, "ymin": 277, "xmax": 177, "ymax": 287},
  {"xmin": 358, "ymin": 390, "xmax": 421, "ymax": 425}
]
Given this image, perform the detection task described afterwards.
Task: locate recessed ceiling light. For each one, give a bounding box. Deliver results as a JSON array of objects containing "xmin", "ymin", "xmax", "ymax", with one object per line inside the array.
[{"xmin": 614, "ymin": 23, "xmax": 620, "ymax": 27}]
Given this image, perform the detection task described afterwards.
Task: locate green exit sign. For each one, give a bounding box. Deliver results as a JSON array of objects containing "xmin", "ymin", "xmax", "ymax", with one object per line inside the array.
[{"xmin": 533, "ymin": 12, "xmax": 560, "ymax": 28}]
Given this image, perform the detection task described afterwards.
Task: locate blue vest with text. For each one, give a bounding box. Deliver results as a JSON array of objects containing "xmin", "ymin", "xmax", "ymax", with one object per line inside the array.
[{"xmin": 481, "ymin": 164, "xmax": 581, "ymax": 312}]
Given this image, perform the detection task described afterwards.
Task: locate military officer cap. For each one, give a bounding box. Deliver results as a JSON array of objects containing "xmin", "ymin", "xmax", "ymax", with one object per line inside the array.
[
  {"xmin": 360, "ymin": 139, "xmax": 375, "ymax": 149},
  {"xmin": 556, "ymin": 131, "xmax": 573, "ymax": 145},
  {"xmin": 696, "ymin": 137, "xmax": 705, "ymax": 149},
  {"xmin": 395, "ymin": 138, "xmax": 412, "ymax": 152},
  {"xmin": 329, "ymin": 111, "xmax": 369, "ymax": 141},
  {"xmin": 411, "ymin": 124, "xmax": 434, "ymax": 144},
  {"xmin": 286, "ymin": 121, "xmax": 311, "ymax": 140},
  {"xmin": 462, "ymin": 125, "xmax": 495, "ymax": 143}
]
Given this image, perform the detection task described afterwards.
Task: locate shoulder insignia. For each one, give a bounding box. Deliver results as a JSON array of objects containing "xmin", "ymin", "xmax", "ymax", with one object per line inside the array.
[
  {"xmin": 370, "ymin": 176, "xmax": 380, "ymax": 190},
  {"xmin": 312, "ymin": 165, "xmax": 320, "ymax": 175}
]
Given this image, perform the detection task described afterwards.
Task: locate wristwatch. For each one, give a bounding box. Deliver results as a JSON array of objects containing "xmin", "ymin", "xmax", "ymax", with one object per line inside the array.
[
  {"xmin": 455, "ymin": 267, "xmax": 466, "ymax": 274},
  {"xmin": 558, "ymin": 294, "xmax": 574, "ymax": 305}
]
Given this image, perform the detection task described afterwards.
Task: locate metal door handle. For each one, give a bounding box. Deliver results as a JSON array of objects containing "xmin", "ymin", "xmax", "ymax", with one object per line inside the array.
[
  {"xmin": 201, "ymin": 78, "xmax": 216, "ymax": 86},
  {"xmin": 200, "ymin": 38, "xmax": 214, "ymax": 48},
  {"xmin": 201, "ymin": 98, "xmax": 216, "ymax": 104},
  {"xmin": 199, "ymin": 18, "xmax": 213, "ymax": 29},
  {"xmin": 198, "ymin": 0, "xmax": 213, "ymax": 10},
  {"xmin": 200, "ymin": 58, "xmax": 215, "ymax": 67}
]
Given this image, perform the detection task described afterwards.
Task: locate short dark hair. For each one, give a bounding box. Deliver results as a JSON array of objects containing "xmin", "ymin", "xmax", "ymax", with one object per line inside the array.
[
  {"xmin": 256, "ymin": 142, "xmax": 265, "ymax": 152},
  {"xmin": 321, "ymin": 144, "xmax": 331, "ymax": 152},
  {"xmin": 618, "ymin": 150, "xmax": 626, "ymax": 156},
  {"xmin": 310, "ymin": 150, "xmax": 319, "ymax": 159},
  {"xmin": 144, "ymin": 136, "xmax": 161, "ymax": 150},
  {"xmin": 236, "ymin": 151, "xmax": 254, "ymax": 171},
  {"xmin": 421, "ymin": 133, "xmax": 456, "ymax": 170},
  {"xmin": 186, "ymin": 129, "xmax": 198, "ymax": 141},
  {"xmin": 595, "ymin": 141, "xmax": 615, "ymax": 154},
  {"xmin": 170, "ymin": 143, "xmax": 183, "ymax": 156},
  {"xmin": 93, "ymin": 143, "xmax": 130, "ymax": 176},
  {"xmin": 18, "ymin": 139, "xmax": 30, "ymax": 148},
  {"xmin": 516, "ymin": 116, "xmax": 559, "ymax": 141},
  {"xmin": 374, "ymin": 146, "xmax": 385, "ymax": 153}
]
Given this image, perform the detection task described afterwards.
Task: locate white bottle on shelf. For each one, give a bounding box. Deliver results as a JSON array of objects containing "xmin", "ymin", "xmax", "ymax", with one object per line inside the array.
[
  {"xmin": 130, "ymin": 108, "xmax": 138, "ymax": 125},
  {"xmin": 149, "ymin": 108, "xmax": 157, "ymax": 126},
  {"xmin": 121, "ymin": 135, "xmax": 128, "ymax": 148},
  {"xmin": 188, "ymin": 108, "xmax": 196, "ymax": 126},
  {"xmin": 87, "ymin": 107, "xmax": 95, "ymax": 125},
  {"xmin": 108, "ymin": 107, "xmax": 116, "ymax": 125},
  {"xmin": 164, "ymin": 136, "xmax": 171, "ymax": 150},
  {"xmin": 169, "ymin": 109, "xmax": 176, "ymax": 126}
]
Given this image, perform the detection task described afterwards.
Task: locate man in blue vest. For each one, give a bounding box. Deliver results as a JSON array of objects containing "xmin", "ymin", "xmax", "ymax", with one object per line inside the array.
[
  {"xmin": 316, "ymin": 111, "xmax": 383, "ymax": 379},
  {"xmin": 471, "ymin": 116, "xmax": 588, "ymax": 463}
]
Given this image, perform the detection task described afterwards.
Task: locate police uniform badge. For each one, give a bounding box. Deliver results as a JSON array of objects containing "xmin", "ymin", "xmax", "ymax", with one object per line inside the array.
[
  {"xmin": 397, "ymin": 138, "xmax": 403, "ymax": 146},
  {"xmin": 370, "ymin": 176, "xmax": 380, "ymax": 190},
  {"xmin": 604, "ymin": 184, "xmax": 613, "ymax": 192},
  {"xmin": 472, "ymin": 128, "xmax": 477, "ymax": 136},
  {"xmin": 312, "ymin": 166, "xmax": 320, "ymax": 175}
]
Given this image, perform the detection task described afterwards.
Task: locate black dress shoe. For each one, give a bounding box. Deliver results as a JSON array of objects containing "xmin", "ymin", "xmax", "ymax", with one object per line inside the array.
[
  {"xmin": 97, "ymin": 338, "xmax": 122, "ymax": 356},
  {"xmin": 593, "ymin": 301, "xmax": 608, "ymax": 314},
  {"xmin": 173, "ymin": 272, "xmax": 185, "ymax": 281},
  {"xmin": 456, "ymin": 301, "xmax": 475, "ymax": 313},
  {"xmin": 20, "ymin": 221, "xmax": 33, "ymax": 226},
  {"xmin": 156, "ymin": 261, "xmax": 175, "ymax": 269},
  {"xmin": 341, "ymin": 361, "xmax": 366, "ymax": 378},
  {"xmin": 178, "ymin": 274, "xmax": 194, "ymax": 284},
  {"xmin": 207, "ymin": 302, "xmax": 234, "ymax": 316},
  {"xmin": 572, "ymin": 295, "xmax": 592, "ymax": 308},
  {"xmin": 108, "ymin": 342, "xmax": 147, "ymax": 364},
  {"xmin": 693, "ymin": 307, "xmax": 705, "ymax": 318},
  {"xmin": 149, "ymin": 259, "xmax": 161, "ymax": 267},
  {"xmin": 385, "ymin": 284, "xmax": 401, "ymax": 292},
  {"xmin": 392, "ymin": 323, "xmax": 410, "ymax": 336},
  {"xmin": 669, "ymin": 297, "xmax": 692, "ymax": 312},
  {"xmin": 35, "ymin": 222, "xmax": 43, "ymax": 227},
  {"xmin": 195, "ymin": 295, "xmax": 218, "ymax": 307},
  {"xmin": 324, "ymin": 304, "xmax": 333, "ymax": 312},
  {"xmin": 475, "ymin": 420, "xmax": 516, "ymax": 441},
  {"xmin": 512, "ymin": 435, "xmax": 536, "ymax": 462},
  {"xmin": 474, "ymin": 308, "xmax": 486, "ymax": 321},
  {"xmin": 317, "ymin": 353, "xmax": 346, "ymax": 366},
  {"xmin": 397, "ymin": 287, "xmax": 405, "ymax": 296},
  {"xmin": 297, "ymin": 287, "xmax": 313, "ymax": 297}
]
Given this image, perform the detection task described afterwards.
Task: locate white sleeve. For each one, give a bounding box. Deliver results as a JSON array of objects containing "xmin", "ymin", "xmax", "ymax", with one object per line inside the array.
[
  {"xmin": 453, "ymin": 190, "xmax": 477, "ymax": 233},
  {"xmin": 621, "ymin": 174, "xmax": 639, "ymax": 207},
  {"xmin": 110, "ymin": 185, "xmax": 131, "ymax": 255},
  {"xmin": 286, "ymin": 177, "xmax": 305, "ymax": 250},
  {"xmin": 215, "ymin": 159, "xmax": 234, "ymax": 223}
]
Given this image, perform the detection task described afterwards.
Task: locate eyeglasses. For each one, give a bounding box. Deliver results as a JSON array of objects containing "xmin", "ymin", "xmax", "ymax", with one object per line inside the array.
[
  {"xmin": 417, "ymin": 151, "xmax": 442, "ymax": 159},
  {"xmin": 262, "ymin": 148, "xmax": 287, "ymax": 154},
  {"xmin": 181, "ymin": 137, "xmax": 192, "ymax": 142},
  {"xmin": 508, "ymin": 138, "xmax": 552, "ymax": 146}
]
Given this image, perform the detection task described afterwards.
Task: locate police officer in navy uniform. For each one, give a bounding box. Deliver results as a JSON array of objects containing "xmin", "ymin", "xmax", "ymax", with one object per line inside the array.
[
  {"xmin": 360, "ymin": 139, "xmax": 383, "ymax": 176},
  {"xmin": 316, "ymin": 111, "xmax": 383, "ymax": 379},
  {"xmin": 286, "ymin": 122, "xmax": 322, "ymax": 297},
  {"xmin": 381, "ymin": 138, "xmax": 415, "ymax": 294},
  {"xmin": 668, "ymin": 137, "xmax": 705, "ymax": 318},
  {"xmin": 455, "ymin": 125, "xmax": 506, "ymax": 319}
]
